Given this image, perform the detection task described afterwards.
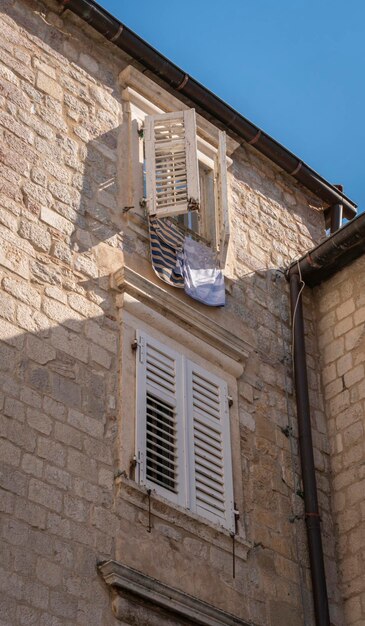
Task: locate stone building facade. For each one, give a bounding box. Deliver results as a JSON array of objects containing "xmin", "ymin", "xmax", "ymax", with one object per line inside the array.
[
  {"xmin": 315, "ymin": 253, "xmax": 365, "ymax": 626},
  {"xmin": 0, "ymin": 1, "xmax": 362, "ymax": 625}
]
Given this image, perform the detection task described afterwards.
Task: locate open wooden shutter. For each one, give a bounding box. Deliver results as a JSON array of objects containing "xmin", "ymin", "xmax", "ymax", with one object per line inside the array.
[
  {"xmin": 214, "ymin": 130, "xmax": 230, "ymax": 267},
  {"xmin": 186, "ymin": 360, "xmax": 234, "ymax": 531},
  {"xmin": 136, "ymin": 331, "xmax": 186, "ymax": 506},
  {"xmin": 144, "ymin": 109, "xmax": 200, "ymax": 218}
]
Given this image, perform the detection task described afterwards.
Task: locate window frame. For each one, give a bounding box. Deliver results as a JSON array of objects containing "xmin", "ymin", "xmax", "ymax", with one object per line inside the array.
[
  {"xmin": 119, "ymin": 75, "xmax": 232, "ymax": 266},
  {"xmin": 135, "ymin": 329, "xmax": 235, "ymax": 532}
]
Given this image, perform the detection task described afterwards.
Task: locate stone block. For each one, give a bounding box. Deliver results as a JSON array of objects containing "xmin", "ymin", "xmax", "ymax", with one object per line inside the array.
[
  {"xmin": 29, "ymin": 478, "xmax": 63, "ymax": 513},
  {"xmin": 43, "ymin": 396, "xmax": 67, "ymax": 422},
  {"xmin": 337, "ymin": 298, "xmax": 355, "ymax": 321},
  {"xmin": 0, "ymin": 291, "xmax": 15, "ymax": 322},
  {"xmin": 36, "ymin": 71, "xmax": 63, "ymax": 101},
  {"xmin": 46, "ymin": 512, "xmax": 71, "ymax": 540},
  {"xmin": 74, "ymin": 254, "xmax": 99, "ymax": 278},
  {"xmin": 49, "ymin": 591, "xmax": 78, "ymax": 620},
  {"xmin": 16, "ymin": 605, "xmax": 40, "ymax": 626},
  {"xmin": 26, "ymin": 364, "xmax": 51, "ymax": 394},
  {"xmin": 89, "ymin": 342, "xmax": 112, "ymax": 369},
  {"xmin": 54, "ymin": 421, "xmax": 83, "ymax": 449},
  {"xmin": 18, "ymin": 219, "xmax": 52, "ymax": 252},
  {"xmin": 51, "ymin": 372, "xmax": 82, "ymax": 409},
  {"xmin": 35, "ymin": 557, "xmax": 62, "ymax": 588},
  {"xmin": 0, "ymin": 465, "xmax": 27, "ymax": 496},
  {"xmin": 42, "ymin": 297, "xmax": 83, "ymax": 332},
  {"xmin": 26, "ymin": 407, "xmax": 53, "ymax": 435},
  {"xmin": 21, "ymin": 386, "xmax": 42, "ymax": 409},
  {"xmin": 26, "ymin": 335, "xmax": 56, "ymax": 365},
  {"xmin": 22, "ymin": 579, "xmax": 49, "ymax": 610},
  {"xmin": 64, "ymin": 494, "xmax": 89, "ymax": 522},
  {"xmin": 67, "ymin": 448, "xmax": 97, "ymax": 482},
  {"xmin": 0, "ymin": 438, "xmax": 21, "ymax": 467},
  {"xmin": 2, "ymin": 518, "xmax": 29, "ymax": 547},
  {"xmin": 85, "ymin": 320, "xmax": 116, "ymax": 353},
  {"xmin": 68, "ymin": 408, "xmax": 104, "ymax": 438},
  {"xmin": 15, "ymin": 496, "xmax": 46, "ymax": 529},
  {"xmin": 44, "ymin": 464, "xmax": 72, "ymax": 491},
  {"xmin": 2, "ymin": 277, "xmax": 41, "ymax": 308},
  {"xmin": 37, "ymin": 437, "xmax": 66, "ymax": 468},
  {"xmin": 21, "ymin": 453, "xmax": 43, "ymax": 478},
  {"xmin": 344, "ymin": 365, "xmax": 364, "ymax": 389},
  {"xmin": 4, "ymin": 397, "xmax": 26, "ymax": 421},
  {"xmin": 0, "ymin": 488, "xmax": 14, "ymax": 514},
  {"xmin": 44, "ymin": 285, "xmax": 68, "ymax": 304},
  {"xmin": 40, "ymin": 206, "xmax": 73, "ymax": 236},
  {"xmin": 51, "ymin": 240, "xmax": 73, "ymax": 264},
  {"xmin": 51, "ymin": 327, "xmax": 88, "ymax": 364},
  {"xmin": 30, "ymin": 259, "xmax": 61, "ymax": 286}
]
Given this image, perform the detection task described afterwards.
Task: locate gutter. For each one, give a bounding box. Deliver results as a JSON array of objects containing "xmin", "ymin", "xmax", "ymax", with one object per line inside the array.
[
  {"xmin": 59, "ymin": 0, "xmax": 357, "ymax": 221},
  {"xmin": 286, "ymin": 211, "xmax": 365, "ymax": 626},
  {"xmin": 288, "ymin": 210, "xmax": 365, "ymax": 286}
]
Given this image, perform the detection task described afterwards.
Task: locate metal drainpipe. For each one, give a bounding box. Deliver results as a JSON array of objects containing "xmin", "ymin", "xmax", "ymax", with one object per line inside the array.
[
  {"xmin": 330, "ymin": 203, "xmax": 343, "ymax": 233},
  {"xmin": 289, "ymin": 273, "xmax": 330, "ymax": 626}
]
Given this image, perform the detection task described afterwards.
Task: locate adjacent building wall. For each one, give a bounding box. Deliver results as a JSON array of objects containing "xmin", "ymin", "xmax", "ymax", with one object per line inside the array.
[
  {"xmin": 0, "ymin": 0, "xmax": 346, "ymax": 625},
  {"xmin": 315, "ymin": 255, "xmax": 365, "ymax": 626}
]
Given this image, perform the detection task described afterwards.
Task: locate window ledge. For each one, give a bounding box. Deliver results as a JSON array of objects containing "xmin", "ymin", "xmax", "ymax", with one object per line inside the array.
[
  {"xmin": 98, "ymin": 559, "xmax": 251, "ymax": 626},
  {"xmin": 111, "ymin": 265, "xmax": 253, "ymax": 375},
  {"xmin": 115, "ymin": 476, "xmax": 251, "ymax": 561}
]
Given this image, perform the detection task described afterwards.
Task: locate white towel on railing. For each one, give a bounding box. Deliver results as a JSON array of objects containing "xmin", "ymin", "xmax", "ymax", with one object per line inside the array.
[{"xmin": 178, "ymin": 237, "xmax": 225, "ymax": 307}]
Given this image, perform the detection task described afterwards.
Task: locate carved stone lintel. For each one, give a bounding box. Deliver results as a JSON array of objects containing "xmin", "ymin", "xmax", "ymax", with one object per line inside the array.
[
  {"xmin": 111, "ymin": 265, "xmax": 253, "ymax": 369},
  {"xmin": 99, "ymin": 560, "xmax": 251, "ymax": 626}
]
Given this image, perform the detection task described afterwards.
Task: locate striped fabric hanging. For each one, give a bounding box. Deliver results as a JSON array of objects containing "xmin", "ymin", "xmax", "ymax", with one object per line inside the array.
[{"xmin": 148, "ymin": 217, "xmax": 185, "ymax": 288}]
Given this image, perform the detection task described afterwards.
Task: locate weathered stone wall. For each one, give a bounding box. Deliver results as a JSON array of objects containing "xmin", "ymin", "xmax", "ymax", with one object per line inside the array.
[
  {"xmin": 315, "ymin": 255, "xmax": 365, "ymax": 626},
  {"xmin": 0, "ymin": 0, "xmax": 344, "ymax": 624}
]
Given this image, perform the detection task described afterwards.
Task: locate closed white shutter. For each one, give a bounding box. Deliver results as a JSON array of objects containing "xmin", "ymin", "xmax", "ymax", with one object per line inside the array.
[
  {"xmin": 214, "ymin": 130, "xmax": 230, "ymax": 267},
  {"xmin": 186, "ymin": 360, "xmax": 234, "ymax": 531},
  {"xmin": 136, "ymin": 331, "xmax": 186, "ymax": 506},
  {"xmin": 144, "ymin": 109, "xmax": 200, "ymax": 218}
]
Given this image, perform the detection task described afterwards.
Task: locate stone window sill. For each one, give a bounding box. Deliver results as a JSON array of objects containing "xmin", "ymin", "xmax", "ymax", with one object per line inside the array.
[{"xmin": 115, "ymin": 475, "xmax": 251, "ymax": 562}]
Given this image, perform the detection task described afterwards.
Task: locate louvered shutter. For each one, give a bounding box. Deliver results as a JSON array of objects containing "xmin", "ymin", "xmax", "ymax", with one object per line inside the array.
[
  {"xmin": 186, "ymin": 360, "xmax": 234, "ymax": 531},
  {"xmin": 214, "ymin": 130, "xmax": 230, "ymax": 267},
  {"xmin": 136, "ymin": 331, "xmax": 186, "ymax": 506},
  {"xmin": 144, "ymin": 109, "xmax": 200, "ymax": 218}
]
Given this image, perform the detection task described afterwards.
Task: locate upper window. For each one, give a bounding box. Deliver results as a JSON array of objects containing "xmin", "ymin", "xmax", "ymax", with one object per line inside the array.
[
  {"xmin": 143, "ymin": 109, "xmax": 230, "ymax": 267},
  {"xmin": 135, "ymin": 330, "xmax": 235, "ymax": 532}
]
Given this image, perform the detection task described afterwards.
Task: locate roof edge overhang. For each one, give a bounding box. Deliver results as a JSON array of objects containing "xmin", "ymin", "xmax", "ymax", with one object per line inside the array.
[
  {"xmin": 287, "ymin": 211, "xmax": 365, "ymax": 287},
  {"xmin": 59, "ymin": 0, "xmax": 357, "ymax": 219}
]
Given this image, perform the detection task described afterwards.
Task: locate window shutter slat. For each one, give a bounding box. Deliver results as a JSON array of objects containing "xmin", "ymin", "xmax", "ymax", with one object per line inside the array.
[
  {"xmin": 136, "ymin": 331, "xmax": 186, "ymax": 505},
  {"xmin": 145, "ymin": 109, "xmax": 200, "ymax": 217},
  {"xmin": 186, "ymin": 360, "xmax": 234, "ymax": 531},
  {"xmin": 214, "ymin": 130, "xmax": 230, "ymax": 267}
]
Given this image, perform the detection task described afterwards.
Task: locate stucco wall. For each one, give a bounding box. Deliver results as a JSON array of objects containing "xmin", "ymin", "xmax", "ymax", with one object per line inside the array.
[
  {"xmin": 315, "ymin": 255, "xmax": 365, "ymax": 626},
  {"xmin": 0, "ymin": 0, "xmax": 344, "ymax": 625}
]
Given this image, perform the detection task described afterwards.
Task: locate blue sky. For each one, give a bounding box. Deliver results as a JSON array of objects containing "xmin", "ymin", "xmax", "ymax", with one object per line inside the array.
[{"xmin": 99, "ymin": 0, "xmax": 364, "ymax": 213}]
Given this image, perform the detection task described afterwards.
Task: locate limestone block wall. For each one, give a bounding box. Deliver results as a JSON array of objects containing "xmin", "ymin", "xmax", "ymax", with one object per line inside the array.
[
  {"xmin": 315, "ymin": 255, "xmax": 365, "ymax": 626},
  {"xmin": 0, "ymin": 0, "xmax": 344, "ymax": 625}
]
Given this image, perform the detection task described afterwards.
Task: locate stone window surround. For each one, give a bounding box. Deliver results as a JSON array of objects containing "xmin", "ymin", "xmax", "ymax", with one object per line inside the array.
[
  {"xmin": 118, "ymin": 65, "xmax": 238, "ymax": 243},
  {"xmin": 98, "ymin": 559, "xmax": 252, "ymax": 626},
  {"xmin": 111, "ymin": 264, "xmax": 253, "ymax": 558}
]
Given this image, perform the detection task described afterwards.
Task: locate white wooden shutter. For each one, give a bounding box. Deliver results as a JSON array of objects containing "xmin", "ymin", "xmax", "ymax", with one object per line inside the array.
[
  {"xmin": 144, "ymin": 109, "xmax": 200, "ymax": 218},
  {"xmin": 214, "ymin": 130, "xmax": 230, "ymax": 267},
  {"xmin": 136, "ymin": 331, "xmax": 186, "ymax": 506},
  {"xmin": 186, "ymin": 360, "xmax": 234, "ymax": 531}
]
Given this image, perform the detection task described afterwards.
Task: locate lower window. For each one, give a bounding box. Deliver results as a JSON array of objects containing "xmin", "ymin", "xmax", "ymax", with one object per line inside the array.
[{"xmin": 135, "ymin": 330, "xmax": 235, "ymax": 531}]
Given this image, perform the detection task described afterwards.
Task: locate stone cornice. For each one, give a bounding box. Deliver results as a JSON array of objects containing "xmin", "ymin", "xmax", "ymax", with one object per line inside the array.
[
  {"xmin": 98, "ymin": 560, "xmax": 251, "ymax": 626},
  {"xmin": 111, "ymin": 265, "xmax": 253, "ymax": 367}
]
